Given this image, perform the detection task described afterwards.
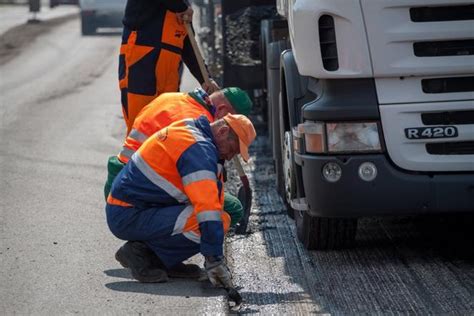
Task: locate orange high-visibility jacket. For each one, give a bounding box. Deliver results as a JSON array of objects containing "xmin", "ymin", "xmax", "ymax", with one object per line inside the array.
[
  {"xmin": 108, "ymin": 116, "xmax": 229, "ymax": 256},
  {"xmin": 118, "ymin": 91, "xmax": 215, "ymax": 163}
]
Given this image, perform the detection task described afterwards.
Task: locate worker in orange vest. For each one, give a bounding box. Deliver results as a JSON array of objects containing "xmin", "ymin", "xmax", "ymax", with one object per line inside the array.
[
  {"xmin": 119, "ymin": 0, "xmax": 219, "ymax": 134},
  {"xmin": 104, "ymin": 87, "xmax": 252, "ymax": 226},
  {"xmin": 106, "ymin": 114, "xmax": 256, "ymax": 284}
]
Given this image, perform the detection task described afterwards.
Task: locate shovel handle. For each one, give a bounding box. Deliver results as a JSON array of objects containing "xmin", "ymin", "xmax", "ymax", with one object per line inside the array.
[
  {"xmin": 232, "ymin": 156, "xmax": 246, "ymax": 178},
  {"xmin": 184, "ymin": 22, "xmax": 212, "ymax": 86}
]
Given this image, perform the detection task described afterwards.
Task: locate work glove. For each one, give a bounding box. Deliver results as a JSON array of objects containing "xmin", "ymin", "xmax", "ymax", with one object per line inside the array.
[
  {"xmin": 201, "ymin": 79, "xmax": 220, "ymax": 94},
  {"xmin": 176, "ymin": 6, "xmax": 194, "ymax": 24},
  {"xmin": 204, "ymin": 256, "xmax": 233, "ymax": 288}
]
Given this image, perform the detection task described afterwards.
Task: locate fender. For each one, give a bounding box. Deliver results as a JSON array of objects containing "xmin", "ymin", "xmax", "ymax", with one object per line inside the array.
[{"xmin": 279, "ymin": 49, "xmax": 308, "ymax": 130}]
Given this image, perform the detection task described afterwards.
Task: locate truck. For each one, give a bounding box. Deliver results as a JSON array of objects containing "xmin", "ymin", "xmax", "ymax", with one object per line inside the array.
[{"xmin": 196, "ymin": 0, "xmax": 474, "ymax": 249}]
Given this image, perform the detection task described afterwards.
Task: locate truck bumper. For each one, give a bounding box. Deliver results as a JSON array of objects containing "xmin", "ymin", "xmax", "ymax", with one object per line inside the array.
[{"xmin": 294, "ymin": 153, "xmax": 474, "ymax": 217}]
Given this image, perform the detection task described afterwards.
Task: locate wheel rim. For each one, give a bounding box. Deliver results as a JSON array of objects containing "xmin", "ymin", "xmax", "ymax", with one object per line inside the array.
[{"xmin": 282, "ymin": 131, "xmax": 294, "ymax": 204}]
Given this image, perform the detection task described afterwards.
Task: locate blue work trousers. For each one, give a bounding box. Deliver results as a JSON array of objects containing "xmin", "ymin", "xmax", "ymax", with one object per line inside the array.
[{"xmin": 106, "ymin": 203, "xmax": 200, "ymax": 268}]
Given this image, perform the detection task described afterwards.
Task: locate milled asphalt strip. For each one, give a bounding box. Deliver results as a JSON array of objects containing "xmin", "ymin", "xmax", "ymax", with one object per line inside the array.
[
  {"xmin": 226, "ymin": 131, "xmax": 474, "ymax": 314},
  {"xmin": 226, "ymin": 136, "xmax": 322, "ymax": 314},
  {"xmin": 0, "ymin": 13, "xmax": 78, "ymax": 66}
]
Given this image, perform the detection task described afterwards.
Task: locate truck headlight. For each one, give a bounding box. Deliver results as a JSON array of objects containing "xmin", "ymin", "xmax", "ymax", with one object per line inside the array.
[
  {"xmin": 326, "ymin": 122, "xmax": 381, "ymax": 153},
  {"xmin": 297, "ymin": 121, "xmax": 382, "ymax": 154},
  {"xmin": 297, "ymin": 121, "xmax": 326, "ymax": 153}
]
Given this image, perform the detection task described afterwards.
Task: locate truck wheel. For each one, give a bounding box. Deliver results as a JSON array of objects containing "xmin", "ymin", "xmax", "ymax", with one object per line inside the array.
[
  {"xmin": 81, "ymin": 14, "xmax": 96, "ymax": 36},
  {"xmin": 282, "ymin": 130, "xmax": 296, "ymax": 219},
  {"xmin": 295, "ymin": 211, "xmax": 357, "ymax": 250}
]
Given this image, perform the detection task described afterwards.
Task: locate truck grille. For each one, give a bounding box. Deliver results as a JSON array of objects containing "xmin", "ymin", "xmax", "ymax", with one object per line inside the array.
[
  {"xmin": 379, "ymin": 100, "xmax": 474, "ymax": 172},
  {"xmin": 422, "ymin": 110, "xmax": 474, "ymax": 125},
  {"xmin": 414, "ymin": 40, "xmax": 474, "ymax": 57},
  {"xmin": 427, "ymin": 141, "xmax": 474, "ymax": 155},
  {"xmin": 421, "ymin": 76, "xmax": 474, "ymax": 94},
  {"xmin": 318, "ymin": 15, "xmax": 338, "ymax": 71},
  {"xmin": 410, "ymin": 5, "xmax": 474, "ymax": 22}
]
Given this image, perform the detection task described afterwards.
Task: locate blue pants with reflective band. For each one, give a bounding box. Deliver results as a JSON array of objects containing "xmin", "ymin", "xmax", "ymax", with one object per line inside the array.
[{"xmin": 106, "ymin": 204, "xmax": 200, "ymax": 268}]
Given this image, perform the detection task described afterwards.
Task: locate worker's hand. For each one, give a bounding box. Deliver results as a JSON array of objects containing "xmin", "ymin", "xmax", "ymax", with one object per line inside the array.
[
  {"xmin": 204, "ymin": 256, "xmax": 233, "ymax": 288},
  {"xmin": 176, "ymin": 6, "xmax": 193, "ymax": 24},
  {"xmin": 202, "ymin": 79, "xmax": 220, "ymax": 94}
]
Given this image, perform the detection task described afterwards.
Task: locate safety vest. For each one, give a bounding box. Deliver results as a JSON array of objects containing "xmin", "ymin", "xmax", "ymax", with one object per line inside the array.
[
  {"xmin": 118, "ymin": 92, "xmax": 214, "ymax": 163},
  {"xmin": 109, "ymin": 116, "xmax": 229, "ymax": 255}
]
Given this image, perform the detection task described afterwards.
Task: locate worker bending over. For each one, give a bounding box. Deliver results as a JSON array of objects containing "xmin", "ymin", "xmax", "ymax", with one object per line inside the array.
[
  {"xmin": 105, "ymin": 87, "xmax": 253, "ymax": 225},
  {"xmin": 105, "ymin": 114, "xmax": 256, "ymax": 285}
]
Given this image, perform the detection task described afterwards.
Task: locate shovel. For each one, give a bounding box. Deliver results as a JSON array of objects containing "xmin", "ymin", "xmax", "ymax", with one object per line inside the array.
[{"xmin": 184, "ymin": 22, "xmax": 253, "ymax": 234}]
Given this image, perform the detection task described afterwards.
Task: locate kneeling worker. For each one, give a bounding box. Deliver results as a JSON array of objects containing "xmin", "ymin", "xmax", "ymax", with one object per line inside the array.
[
  {"xmin": 104, "ymin": 87, "xmax": 253, "ymax": 226},
  {"xmin": 105, "ymin": 114, "xmax": 256, "ymax": 286}
]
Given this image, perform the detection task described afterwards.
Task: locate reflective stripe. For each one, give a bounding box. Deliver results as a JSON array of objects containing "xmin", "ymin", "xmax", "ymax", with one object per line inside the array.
[
  {"xmin": 197, "ymin": 210, "xmax": 222, "ymax": 223},
  {"xmin": 172, "ymin": 205, "xmax": 194, "ymax": 236},
  {"xmin": 128, "ymin": 129, "xmax": 148, "ymax": 143},
  {"xmin": 132, "ymin": 153, "xmax": 188, "ymax": 203},
  {"xmin": 183, "ymin": 231, "xmax": 200, "ymax": 244},
  {"xmin": 182, "ymin": 170, "xmax": 216, "ymax": 186},
  {"xmin": 184, "ymin": 119, "xmax": 206, "ymax": 143},
  {"xmin": 107, "ymin": 194, "xmax": 133, "ymax": 207},
  {"xmin": 119, "ymin": 147, "xmax": 135, "ymax": 160}
]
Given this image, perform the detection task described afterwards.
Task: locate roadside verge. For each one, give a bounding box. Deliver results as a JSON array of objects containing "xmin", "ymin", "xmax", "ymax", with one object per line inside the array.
[{"xmin": 0, "ymin": 13, "xmax": 78, "ymax": 66}]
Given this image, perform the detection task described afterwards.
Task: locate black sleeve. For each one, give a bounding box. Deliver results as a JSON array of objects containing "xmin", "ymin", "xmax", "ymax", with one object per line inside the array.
[
  {"xmin": 182, "ymin": 31, "xmax": 206, "ymax": 85},
  {"xmin": 161, "ymin": 0, "xmax": 188, "ymax": 13},
  {"xmin": 123, "ymin": 0, "xmax": 188, "ymax": 29}
]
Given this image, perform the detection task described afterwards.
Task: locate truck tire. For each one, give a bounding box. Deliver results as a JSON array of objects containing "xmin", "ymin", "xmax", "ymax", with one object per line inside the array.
[
  {"xmin": 295, "ymin": 211, "xmax": 357, "ymax": 250},
  {"xmin": 81, "ymin": 14, "xmax": 96, "ymax": 36}
]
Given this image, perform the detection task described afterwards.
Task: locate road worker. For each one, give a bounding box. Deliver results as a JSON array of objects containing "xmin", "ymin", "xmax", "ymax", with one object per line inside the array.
[
  {"xmin": 119, "ymin": 0, "xmax": 219, "ymax": 135},
  {"xmin": 105, "ymin": 114, "xmax": 256, "ymax": 284},
  {"xmin": 104, "ymin": 87, "xmax": 252, "ymax": 226}
]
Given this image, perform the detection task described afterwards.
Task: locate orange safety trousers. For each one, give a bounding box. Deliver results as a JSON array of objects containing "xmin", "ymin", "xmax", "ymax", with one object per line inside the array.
[{"xmin": 119, "ymin": 11, "xmax": 187, "ymax": 135}]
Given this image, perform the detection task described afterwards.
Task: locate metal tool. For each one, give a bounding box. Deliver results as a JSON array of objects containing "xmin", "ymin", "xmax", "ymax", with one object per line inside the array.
[
  {"xmin": 233, "ymin": 156, "xmax": 252, "ymax": 234},
  {"xmin": 225, "ymin": 287, "xmax": 243, "ymax": 306}
]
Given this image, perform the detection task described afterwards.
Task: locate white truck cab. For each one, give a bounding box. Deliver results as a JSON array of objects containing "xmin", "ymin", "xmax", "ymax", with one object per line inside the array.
[{"xmin": 268, "ymin": 0, "xmax": 474, "ymax": 249}]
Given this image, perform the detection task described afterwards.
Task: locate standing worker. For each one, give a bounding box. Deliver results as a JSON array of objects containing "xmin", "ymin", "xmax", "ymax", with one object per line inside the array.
[
  {"xmin": 119, "ymin": 0, "xmax": 219, "ymax": 134},
  {"xmin": 106, "ymin": 114, "xmax": 256, "ymax": 284}
]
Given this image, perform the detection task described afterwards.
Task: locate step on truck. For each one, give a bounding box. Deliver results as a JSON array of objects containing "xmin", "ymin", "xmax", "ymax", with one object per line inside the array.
[{"xmin": 197, "ymin": 0, "xmax": 474, "ymax": 249}]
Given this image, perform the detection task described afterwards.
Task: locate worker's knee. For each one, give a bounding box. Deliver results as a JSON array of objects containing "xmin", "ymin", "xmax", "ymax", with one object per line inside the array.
[{"xmin": 223, "ymin": 193, "xmax": 243, "ymax": 227}]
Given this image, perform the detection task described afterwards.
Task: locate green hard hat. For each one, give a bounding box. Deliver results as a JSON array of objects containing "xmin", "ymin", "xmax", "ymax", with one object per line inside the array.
[{"xmin": 222, "ymin": 87, "xmax": 252, "ymax": 116}]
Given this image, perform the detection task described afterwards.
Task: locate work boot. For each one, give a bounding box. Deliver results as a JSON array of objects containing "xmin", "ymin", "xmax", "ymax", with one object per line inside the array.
[
  {"xmin": 150, "ymin": 252, "xmax": 203, "ymax": 279},
  {"xmin": 115, "ymin": 241, "xmax": 168, "ymax": 283}
]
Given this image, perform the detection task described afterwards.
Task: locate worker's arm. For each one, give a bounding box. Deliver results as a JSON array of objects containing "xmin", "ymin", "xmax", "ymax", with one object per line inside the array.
[
  {"xmin": 178, "ymin": 142, "xmax": 225, "ymax": 257},
  {"xmin": 182, "ymin": 35, "xmax": 220, "ymax": 93},
  {"xmin": 159, "ymin": 0, "xmax": 189, "ymax": 13}
]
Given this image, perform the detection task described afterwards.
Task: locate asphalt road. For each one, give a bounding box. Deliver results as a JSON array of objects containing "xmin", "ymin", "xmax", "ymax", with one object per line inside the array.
[
  {"xmin": 227, "ymin": 137, "xmax": 474, "ymax": 314},
  {"xmin": 0, "ymin": 17, "xmax": 225, "ymax": 314},
  {"xmin": 1, "ymin": 14, "xmax": 473, "ymax": 315}
]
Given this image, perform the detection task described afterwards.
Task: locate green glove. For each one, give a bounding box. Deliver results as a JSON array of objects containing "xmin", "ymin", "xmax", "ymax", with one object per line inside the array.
[
  {"xmin": 223, "ymin": 193, "xmax": 243, "ymax": 227},
  {"xmin": 104, "ymin": 155, "xmax": 126, "ymax": 201}
]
